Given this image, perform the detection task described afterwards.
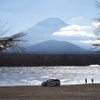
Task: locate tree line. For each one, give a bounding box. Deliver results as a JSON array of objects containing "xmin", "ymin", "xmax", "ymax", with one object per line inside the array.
[{"xmin": 0, "ymin": 53, "xmax": 100, "ymax": 67}]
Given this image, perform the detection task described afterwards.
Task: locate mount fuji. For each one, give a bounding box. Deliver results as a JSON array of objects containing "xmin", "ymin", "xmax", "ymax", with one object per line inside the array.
[
  {"xmin": 26, "ymin": 17, "xmax": 68, "ymax": 35},
  {"xmin": 22, "ymin": 17, "xmax": 92, "ymax": 51},
  {"xmin": 24, "ymin": 17, "xmax": 68, "ymax": 45}
]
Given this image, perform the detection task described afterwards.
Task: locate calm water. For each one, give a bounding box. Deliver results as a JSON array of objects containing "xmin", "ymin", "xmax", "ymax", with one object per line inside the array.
[{"xmin": 0, "ymin": 65, "xmax": 100, "ymax": 86}]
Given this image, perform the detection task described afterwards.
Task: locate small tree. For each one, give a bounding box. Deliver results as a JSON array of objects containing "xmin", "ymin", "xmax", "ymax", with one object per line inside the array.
[
  {"xmin": 93, "ymin": 1, "xmax": 100, "ymax": 47},
  {"xmin": 0, "ymin": 23, "xmax": 27, "ymax": 53}
]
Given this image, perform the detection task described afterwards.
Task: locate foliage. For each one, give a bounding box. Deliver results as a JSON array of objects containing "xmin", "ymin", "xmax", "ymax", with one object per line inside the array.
[
  {"xmin": 0, "ymin": 23, "xmax": 27, "ymax": 53},
  {"xmin": 93, "ymin": 1, "xmax": 100, "ymax": 47},
  {"xmin": 0, "ymin": 54, "xmax": 98, "ymax": 67}
]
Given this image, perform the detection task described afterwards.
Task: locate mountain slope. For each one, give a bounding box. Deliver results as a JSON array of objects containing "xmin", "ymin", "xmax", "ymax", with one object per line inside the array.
[
  {"xmin": 24, "ymin": 18, "xmax": 68, "ymax": 44},
  {"xmin": 26, "ymin": 17, "xmax": 68, "ymax": 35},
  {"xmin": 26, "ymin": 40, "xmax": 88, "ymax": 54}
]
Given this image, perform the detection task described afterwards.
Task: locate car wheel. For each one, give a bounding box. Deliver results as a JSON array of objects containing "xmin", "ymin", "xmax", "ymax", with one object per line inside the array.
[
  {"xmin": 43, "ymin": 83, "xmax": 47, "ymax": 86},
  {"xmin": 55, "ymin": 83, "xmax": 60, "ymax": 86}
]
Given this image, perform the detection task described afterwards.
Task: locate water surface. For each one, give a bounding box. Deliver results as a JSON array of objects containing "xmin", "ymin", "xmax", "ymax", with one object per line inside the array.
[{"xmin": 0, "ymin": 65, "xmax": 100, "ymax": 86}]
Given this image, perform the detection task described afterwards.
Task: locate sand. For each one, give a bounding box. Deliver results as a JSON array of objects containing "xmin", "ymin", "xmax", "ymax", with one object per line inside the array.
[{"xmin": 0, "ymin": 84, "xmax": 100, "ymax": 100}]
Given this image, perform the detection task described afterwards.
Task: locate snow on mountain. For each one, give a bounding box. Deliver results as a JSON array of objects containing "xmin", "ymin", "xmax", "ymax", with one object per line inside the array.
[
  {"xmin": 26, "ymin": 17, "xmax": 68, "ymax": 35},
  {"xmin": 24, "ymin": 18, "xmax": 68, "ymax": 45}
]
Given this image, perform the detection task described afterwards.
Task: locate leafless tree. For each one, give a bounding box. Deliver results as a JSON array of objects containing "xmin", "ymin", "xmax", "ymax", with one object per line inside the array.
[{"xmin": 93, "ymin": 0, "xmax": 100, "ymax": 47}]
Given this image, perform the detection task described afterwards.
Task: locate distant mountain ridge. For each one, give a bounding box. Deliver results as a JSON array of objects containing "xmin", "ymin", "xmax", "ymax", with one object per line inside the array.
[{"xmin": 26, "ymin": 39, "xmax": 89, "ymax": 54}]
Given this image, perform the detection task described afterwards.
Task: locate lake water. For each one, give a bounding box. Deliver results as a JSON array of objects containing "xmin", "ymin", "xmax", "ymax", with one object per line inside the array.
[{"xmin": 0, "ymin": 65, "xmax": 100, "ymax": 86}]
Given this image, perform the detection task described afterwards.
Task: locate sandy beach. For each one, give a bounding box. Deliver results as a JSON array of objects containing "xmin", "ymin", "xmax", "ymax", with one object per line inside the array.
[{"xmin": 0, "ymin": 84, "xmax": 100, "ymax": 100}]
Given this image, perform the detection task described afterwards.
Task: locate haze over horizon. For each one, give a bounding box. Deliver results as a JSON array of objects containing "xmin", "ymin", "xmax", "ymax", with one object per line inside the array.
[{"xmin": 0, "ymin": 0, "xmax": 100, "ymax": 49}]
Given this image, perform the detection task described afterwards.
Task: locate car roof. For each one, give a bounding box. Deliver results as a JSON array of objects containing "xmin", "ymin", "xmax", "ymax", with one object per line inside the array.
[{"xmin": 48, "ymin": 79, "xmax": 60, "ymax": 81}]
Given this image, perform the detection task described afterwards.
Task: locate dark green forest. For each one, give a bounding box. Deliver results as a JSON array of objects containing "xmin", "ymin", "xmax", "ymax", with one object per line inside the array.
[{"xmin": 0, "ymin": 53, "xmax": 100, "ymax": 67}]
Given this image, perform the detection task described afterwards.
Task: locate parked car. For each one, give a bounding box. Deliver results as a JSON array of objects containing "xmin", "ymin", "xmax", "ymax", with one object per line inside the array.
[{"xmin": 41, "ymin": 79, "xmax": 61, "ymax": 86}]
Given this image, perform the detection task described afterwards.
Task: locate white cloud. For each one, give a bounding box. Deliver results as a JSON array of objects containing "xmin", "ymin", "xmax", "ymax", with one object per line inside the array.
[
  {"xmin": 72, "ymin": 17, "xmax": 83, "ymax": 20},
  {"xmin": 53, "ymin": 31, "xmax": 93, "ymax": 37},
  {"xmin": 53, "ymin": 24, "xmax": 94, "ymax": 37},
  {"xmin": 79, "ymin": 40, "xmax": 100, "ymax": 44},
  {"xmin": 61, "ymin": 24, "xmax": 91, "ymax": 31},
  {"xmin": 92, "ymin": 22, "xmax": 100, "ymax": 28}
]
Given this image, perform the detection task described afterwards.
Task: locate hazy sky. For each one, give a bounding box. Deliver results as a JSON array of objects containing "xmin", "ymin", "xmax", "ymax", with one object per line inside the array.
[
  {"xmin": 0, "ymin": 0, "xmax": 98, "ymax": 30},
  {"xmin": 0, "ymin": 0, "xmax": 100, "ymax": 48}
]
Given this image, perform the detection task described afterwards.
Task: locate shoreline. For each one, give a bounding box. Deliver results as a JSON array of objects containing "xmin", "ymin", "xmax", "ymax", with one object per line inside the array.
[
  {"xmin": 0, "ymin": 83, "xmax": 98, "ymax": 87},
  {"xmin": 0, "ymin": 84, "xmax": 100, "ymax": 100}
]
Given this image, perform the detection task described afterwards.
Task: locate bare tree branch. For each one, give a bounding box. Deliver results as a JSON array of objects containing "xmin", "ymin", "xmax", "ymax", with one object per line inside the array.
[{"xmin": 92, "ymin": 0, "xmax": 100, "ymax": 48}]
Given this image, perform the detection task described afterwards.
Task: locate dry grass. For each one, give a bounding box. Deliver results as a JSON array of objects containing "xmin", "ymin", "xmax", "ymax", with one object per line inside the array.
[{"xmin": 0, "ymin": 84, "xmax": 100, "ymax": 100}]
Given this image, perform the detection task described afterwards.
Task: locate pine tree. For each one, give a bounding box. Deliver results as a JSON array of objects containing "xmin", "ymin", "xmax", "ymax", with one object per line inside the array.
[{"xmin": 0, "ymin": 23, "xmax": 27, "ymax": 53}]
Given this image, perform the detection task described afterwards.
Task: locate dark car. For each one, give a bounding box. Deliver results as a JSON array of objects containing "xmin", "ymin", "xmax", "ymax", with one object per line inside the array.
[{"xmin": 41, "ymin": 79, "xmax": 61, "ymax": 86}]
